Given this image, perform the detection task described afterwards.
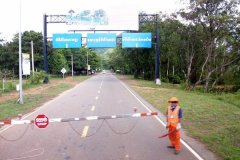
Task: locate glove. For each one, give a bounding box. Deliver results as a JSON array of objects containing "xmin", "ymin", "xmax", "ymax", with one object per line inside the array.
[{"xmin": 176, "ymin": 123, "xmax": 181, "ymax": 130}]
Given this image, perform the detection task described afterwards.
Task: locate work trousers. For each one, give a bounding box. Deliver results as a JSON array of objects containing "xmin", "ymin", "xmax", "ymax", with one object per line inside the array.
[{"xmin": 168, "ymin": 125, "xmax": 180, "ymax": 151}]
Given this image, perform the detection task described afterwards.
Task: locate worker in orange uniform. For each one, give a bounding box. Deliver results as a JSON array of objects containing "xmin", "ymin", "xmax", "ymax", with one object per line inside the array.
[{"xmin": 166, "ymin": 97, "xmax": 183, "ymax": 155}]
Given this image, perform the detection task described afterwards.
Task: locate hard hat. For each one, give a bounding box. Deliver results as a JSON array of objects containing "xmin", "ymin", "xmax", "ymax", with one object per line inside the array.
[{"xmin": 168, "ymin": 97, "xmax": 179, "ymax": 103}]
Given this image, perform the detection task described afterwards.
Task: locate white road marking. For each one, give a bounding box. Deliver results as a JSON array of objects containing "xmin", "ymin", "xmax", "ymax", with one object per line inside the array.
[
  {"xmin": 81, "ymin": 126, "xmax": 89, "ymax": 138},
  {"xmin": 91, "ymin": 106, "xmax": 95, "ymax": 111},
  {"xmin": 99, "ymin": 76, "xmax": 104, "ymax": 90},
  {"xmin": 95, "ymin": 96, "xmax": 99, "ymax": 100}
]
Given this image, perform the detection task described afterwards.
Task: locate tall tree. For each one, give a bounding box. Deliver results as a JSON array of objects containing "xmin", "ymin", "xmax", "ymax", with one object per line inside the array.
[
  {"xmin": 180, "ymin": 0, "xmax": 240, "ymax": 91},
  {"xmin": 48, "ymin": 49, "xmax": 69, "ymax": 74}
]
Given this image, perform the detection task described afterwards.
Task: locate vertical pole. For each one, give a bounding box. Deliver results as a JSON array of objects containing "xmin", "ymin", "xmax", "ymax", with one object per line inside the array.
[
  {"xmin": 155, "ymin": 14, "xmax": 161, "ymax": 85},
  {"xmin": 87, "ymin": 51, "xmax": 88, "ymax": 76},
  {"xmin": 31, "ymin": 40, "xmax": 34, "ymax": 76},
  {"xmin": 71, "ymin": 54, "xmax": 73, "ymax": 77},
  {"xmin": 173, "ymin": 65, "xmax": 175, "ymax": 76},
  {"xmin": 18, "ymin": 0, "xmax": 23, "ymax": 104},
  {"xmin": 43, "ymin": 14, "xmax": 48, "ymax": 73},
  {"xmin": 2, "ymin": 79, "xmax": 5, "ymax": 92}
]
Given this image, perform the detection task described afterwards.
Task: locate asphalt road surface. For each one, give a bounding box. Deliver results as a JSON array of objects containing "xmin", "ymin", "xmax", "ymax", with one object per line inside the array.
[{"xmin": 0, "ymin": 72, "xmax": 206, "ymax": 160}]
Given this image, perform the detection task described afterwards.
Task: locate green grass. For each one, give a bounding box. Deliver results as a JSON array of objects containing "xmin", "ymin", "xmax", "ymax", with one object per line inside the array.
[
  {"xmin": 120, "ymin": 75, "xmax": 240, "ymax": 160},
  {"xmin": 0, "ymin": 83, "xmax": 74, "ymax": 120},
  {"xmin": 73, "ymin": 75, "xmax": 91, "ymax": 81},
  {"xmin": 0, "ymin": 75, "xmax": 91, "ymax": 121},
  {"xmin": 0, "ymin": 79, "xmax": 41, "ymax": 94}
]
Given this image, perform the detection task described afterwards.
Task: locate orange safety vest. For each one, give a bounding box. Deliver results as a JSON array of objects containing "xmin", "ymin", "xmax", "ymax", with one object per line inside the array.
[{"xmin": 167, "ymin": 105, "xmax": 180, "ymax": 127}]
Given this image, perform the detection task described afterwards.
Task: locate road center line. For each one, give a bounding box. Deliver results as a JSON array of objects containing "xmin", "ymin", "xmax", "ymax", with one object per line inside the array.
[
  {"xmin": 81, "ymin": 126, "xmax": 89, "ymax": 138},
  {"xmin": 99, "ymin": 76, "xmax": 104, "ymax": 90},
  {"xmin": 91, "ymin": 106, "xmax": 95, "ymax": 111}
]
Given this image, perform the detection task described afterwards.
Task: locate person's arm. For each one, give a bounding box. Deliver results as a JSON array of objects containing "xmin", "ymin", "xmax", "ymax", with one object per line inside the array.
[
  {"xmin": 178, "ymin": 108, "xmax": 183, "ymax": 122},
  {"xmin": 177, "ymin": 108, "xmax": 183, "ymax": 130},
  {"xmin": 166, "ymin": 110, "xmax": 169, "ymax": 128}
]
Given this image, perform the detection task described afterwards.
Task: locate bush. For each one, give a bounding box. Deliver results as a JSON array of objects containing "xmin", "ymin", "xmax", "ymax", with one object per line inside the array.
[
  {"xmin": 29, "ymin": 71, "xmax": 47, "ymax": 84},
  {"xmin": 210, "ymin": 85, "xmax": 240, "ymax": 93},
  {"xmin": 0, "ymin": 80, "xmax": 17, "ymax": 93},
  {"xmin": 5, "ymin": 81, "xmax": 16, "ymax": 92},
  {"xmin": 169, "ymin": 75, "xmax": 181, "ymax": 84},
  {"xmin": 161, "ymin": 77, "xmax": 169, "ymax": 83}
]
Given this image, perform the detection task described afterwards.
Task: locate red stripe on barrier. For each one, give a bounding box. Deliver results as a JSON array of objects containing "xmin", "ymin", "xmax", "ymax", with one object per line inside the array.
[
  {"xmin": 152, "ymin": 112, "xmax": 158, "ymax": 116},
  {"xmin": 0, "ymin": 120, "xmax": 11, "ymax": 124},
  {"xmin": 141, "ymin": 112, "xmax": 158, "ymax": 116}
]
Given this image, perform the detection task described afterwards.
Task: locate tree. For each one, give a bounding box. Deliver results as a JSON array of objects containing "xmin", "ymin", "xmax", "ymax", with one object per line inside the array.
[
  {"xmin": 48, "ymin": 49, "xmax": 69, "ymax": 74},
  {"xmin": 160, "ymin": 17, "xmax": 185, "ymax": 81},
  {"xmin": 179, "ymin": 0, "xmax": 240, "ymax": 91},
  {"xmin": 21, "ymin": 31, "xmax": 44, "ymax": 70},
  {"xmin": 0, "ymin": 31, "xmax": 44, "ymax": 74},
  {"xmin": 61, "ymin": 48, "xmax": 101, "ymax": 75}
]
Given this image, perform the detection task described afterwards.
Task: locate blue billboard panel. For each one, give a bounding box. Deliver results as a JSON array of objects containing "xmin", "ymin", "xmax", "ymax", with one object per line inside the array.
[
  {"xmin": 52, "ymin": 33, "xmax": 82, "ymax": 48},
  {"xmin": 122, "ymin": 33, "xmax": 152, "ymax": 48},
  {"xmin": 87, "ymin": 33, "xmax": 116, "ymax": 48}
]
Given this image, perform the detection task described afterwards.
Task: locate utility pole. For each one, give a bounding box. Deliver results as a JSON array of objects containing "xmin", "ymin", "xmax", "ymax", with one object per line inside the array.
[
  {"xmin": 87, "ymin": 51, "xmax": 88, "ymax": 76},
  {"xmin": 31, "ymin": 40, "xmax": 34, "ymax": 76},
  {"xmin": 71, "ymin": 54, "xmax": 73, "ymax": 77},
  {"xmin": 18, "ymin": 0, "xmax": 23, "ymax": 104}
]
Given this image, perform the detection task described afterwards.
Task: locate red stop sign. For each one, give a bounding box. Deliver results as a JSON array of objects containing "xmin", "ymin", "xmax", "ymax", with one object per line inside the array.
[{"xmin": 35, "ymin": 114, "xmax": 49, "ymax": 128}]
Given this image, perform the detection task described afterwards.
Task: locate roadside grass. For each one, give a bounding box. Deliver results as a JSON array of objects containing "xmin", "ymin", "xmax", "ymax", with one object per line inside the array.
[
  {"xmin": 0, "ymin": 75, "xmax": 90, "ymax": 121},
  {"xmin": 119, "ymin": 75, "xmax": 240, "ymax": 160},
  {"xmin": 0, "ymin": 79, "xmax": 42, "ymax": 95},
  {"xmin": 73, "ymin": 75, "xmax": 91, "ymax": 81},
  {"xmin": 0, "ymin": 83, "xmax": 73, "ymax": 120}
]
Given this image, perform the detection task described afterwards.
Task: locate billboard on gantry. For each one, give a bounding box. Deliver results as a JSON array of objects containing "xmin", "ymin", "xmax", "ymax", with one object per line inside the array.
[{"xmin": 65, "ymin": 8, "xmax": 139, "ymax": 31}]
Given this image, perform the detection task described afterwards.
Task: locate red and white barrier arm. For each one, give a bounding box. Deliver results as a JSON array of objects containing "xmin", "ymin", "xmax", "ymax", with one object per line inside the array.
[
  {"xmin": 0, "ymin": 112, "xmax": 158, "ymax": 125},
  {"xmin": 0, "ymin": 119, "xmax": 34, "ymax": 125}
]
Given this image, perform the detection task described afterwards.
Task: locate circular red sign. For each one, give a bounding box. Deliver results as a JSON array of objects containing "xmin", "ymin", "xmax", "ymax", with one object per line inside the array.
[{"xmin": 35, "ymin": 114, "xmax": 49, "ymax": 128}]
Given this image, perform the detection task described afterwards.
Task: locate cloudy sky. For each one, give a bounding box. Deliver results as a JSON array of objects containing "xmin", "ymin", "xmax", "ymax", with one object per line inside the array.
[{"xmin": 0, "ymin": 0, "xmax": 187, "ymax": 41}]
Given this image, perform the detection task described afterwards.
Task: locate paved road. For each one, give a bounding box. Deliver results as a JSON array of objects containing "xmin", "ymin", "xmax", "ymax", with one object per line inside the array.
[{"xmin": 0, "ymin": 72, "xmax": 203, "ymax": 160}]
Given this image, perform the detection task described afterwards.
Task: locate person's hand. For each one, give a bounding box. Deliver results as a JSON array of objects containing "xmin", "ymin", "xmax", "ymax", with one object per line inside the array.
[
  {"xmin": 166, "ymin": 125, "xmax": 169, "ymax": 129},
  {"xmin": 176, "ymin": 123, "xmax": 181, "ymax": 130}
]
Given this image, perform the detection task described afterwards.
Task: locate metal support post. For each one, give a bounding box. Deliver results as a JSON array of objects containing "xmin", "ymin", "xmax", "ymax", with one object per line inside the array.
[
  {"xmin": 31, "ymin": 40, "xmax": 34, "ymax": 76},
  {"xmin": 71, "ymin": 54, "xmax": 73, "ymax": 77},
  {"xmin": 155, "ymin": 14, "xmax": 161, "ymax": 85},
  {"xmin": 43, "ymin": 14, "xmax": 48, "ymax": 73},
  {"xmin": 18, "ymin": 0, "xmax": 23, "ymax": 104}
]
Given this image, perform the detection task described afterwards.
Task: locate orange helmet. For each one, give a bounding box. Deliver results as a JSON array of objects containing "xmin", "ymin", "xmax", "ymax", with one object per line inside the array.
[{"xmin": 168, "ymin": 97, "xmax": 179, "ymax": 103}]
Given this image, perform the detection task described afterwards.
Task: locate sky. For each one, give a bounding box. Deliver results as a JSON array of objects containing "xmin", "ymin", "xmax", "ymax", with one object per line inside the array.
[{"xmin": 0, "ymin": 0, "xmax": 187, "ymax": 41}]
